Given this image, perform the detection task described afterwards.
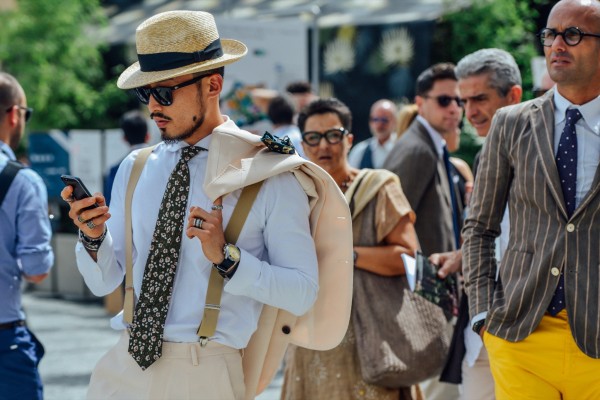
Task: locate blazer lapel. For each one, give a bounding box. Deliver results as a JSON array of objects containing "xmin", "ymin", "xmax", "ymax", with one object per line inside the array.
[
  {"xmin": 414, "ymin": 122, "xmax": 453, "ymax": 209},
  {"xmin": 530, "ymin": 92, "xmax": 567, "ymax": 218}
]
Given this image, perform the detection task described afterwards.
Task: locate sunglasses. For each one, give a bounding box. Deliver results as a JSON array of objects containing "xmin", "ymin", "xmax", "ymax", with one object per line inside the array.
[
  {"xmin": 5, "ymin": 105, "xmax": 33, "ymax": 122},
  {"xmin": 133, "ymin": 74, "xmax": 207, "ymax": 106},
  {"xmin": 424, "ymin": 95, "xmax": 464, "ymax": 108},
  {"xmin": 302, "ymin": 128, "xmax": 347, "ymax": 147},
  {"xmin": 538, "ymin": 27, "xmax": 600, "ymax": 47},
  {"xmin": 369, "ymin": 117, "xmax": 390, "ymax": 124}
]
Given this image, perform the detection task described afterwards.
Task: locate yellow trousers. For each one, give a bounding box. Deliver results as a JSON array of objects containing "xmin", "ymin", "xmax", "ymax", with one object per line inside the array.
[{"xmin": 484, "ymin": 310, "xmax": 600, "ymax": 400}]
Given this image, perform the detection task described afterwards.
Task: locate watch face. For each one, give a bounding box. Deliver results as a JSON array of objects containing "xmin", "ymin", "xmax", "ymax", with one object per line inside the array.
[{"xmin": 225, "ymin": 244, "xmax": 241, "ymax": 261}]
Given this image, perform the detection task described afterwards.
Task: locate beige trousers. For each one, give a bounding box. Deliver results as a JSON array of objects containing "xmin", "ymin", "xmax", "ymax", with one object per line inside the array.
[
  {"xmin": 87, "ymin": 332, "xmax": 245, "ymax": 400},
  {"xmin": 461, "ymin": 346, "xmax": 495, "ymax": 400}
]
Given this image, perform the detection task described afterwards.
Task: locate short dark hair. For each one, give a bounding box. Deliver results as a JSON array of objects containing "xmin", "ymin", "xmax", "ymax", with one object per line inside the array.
[
  {"xmin": 286, "ymin": 81, "xmax": 312, "ymax": 95},
  {"xmin": 0, "ymin": 72, "xmax": 23, "ymax": 122},
  {"xmin": 120, "ymin": 110, "xmax": 147, "ymax": 145},
  {"xmin": 415, "ymin": 63, "xmax": 457, "ymax": 97},
  {"xmin": 267, "ymin": 95, "xmax": 295, "ymax": 126},
  {"xmin": 297, "ymin": 98, "xmax": 352, "ymax": 132}
]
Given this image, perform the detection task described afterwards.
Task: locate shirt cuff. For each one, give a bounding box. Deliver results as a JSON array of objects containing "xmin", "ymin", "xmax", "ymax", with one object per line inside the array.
[
  {"xmin": 470, "ymin": 311, "xmax": 488, "ymax": 329},
  {"xmin": 223, "ymin": 248, "xmax": 260, "ymax": 295}
]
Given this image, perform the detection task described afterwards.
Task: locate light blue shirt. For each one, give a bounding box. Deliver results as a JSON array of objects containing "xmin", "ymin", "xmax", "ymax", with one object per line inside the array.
[
  {"xmin": 553, "ymin": 90, "xmax": 600, "ymax": 208},
  {"xmin": 0, "ymin": 142, "xmax": 54, "ymax": 323}
]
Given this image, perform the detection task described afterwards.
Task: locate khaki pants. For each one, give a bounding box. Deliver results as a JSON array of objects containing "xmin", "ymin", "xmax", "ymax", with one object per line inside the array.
[
  {"xmin": 87, "ymin": 332, "xmax": 245, "ymax": 400},
  {"xmin": 461, "ymin": 346, "xmax": 495, "ymax": 400}
]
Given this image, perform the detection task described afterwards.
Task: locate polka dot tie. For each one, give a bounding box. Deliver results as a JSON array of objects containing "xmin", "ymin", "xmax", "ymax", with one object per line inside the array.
[
  {"xmin": 128, "ymin": 145, "xmax": 204, "ymax": 370},
  {"xmin": 548, "ymin": 108, "xmax": 582, "ymax": 316}
]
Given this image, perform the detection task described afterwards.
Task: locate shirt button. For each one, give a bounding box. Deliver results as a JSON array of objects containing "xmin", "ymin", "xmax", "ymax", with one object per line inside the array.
[
  {"xmin": 551, "ymin": 267, "xmax": 560, "ymax": 276},
  {"xmin": 566, "ymin": 224, "xmax": 575, "ymax": 232}
]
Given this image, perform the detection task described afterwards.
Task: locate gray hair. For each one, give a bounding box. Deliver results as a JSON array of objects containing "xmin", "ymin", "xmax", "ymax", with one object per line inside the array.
[{"xmin": 455, "ymin": 48, "xmax": 522, "ymax": 97}]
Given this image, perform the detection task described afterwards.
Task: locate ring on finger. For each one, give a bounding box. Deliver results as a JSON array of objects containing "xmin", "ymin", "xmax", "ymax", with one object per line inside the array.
[
  {"xmin": 87, "ymin": 220, "xmax": 96, "ymax": 230},
  {"xmin": 211, "ymin": 204, "xmax": 224, "ymax": 211},
  {"xmin": 193, "ymin": 218, "xmax": 204, "ymax": 229},
  {"xmin": 77, "ymin": 215, "xmax": 85, "ymax": 223},
  {"xmin": 64, "ymin": 196, "xmax": 74, "ymax": 203}
]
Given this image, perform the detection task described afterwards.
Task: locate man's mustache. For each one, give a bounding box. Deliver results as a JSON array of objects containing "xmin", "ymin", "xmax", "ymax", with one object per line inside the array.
[{"xmin": 150, "ymin": 112, "xmax": 172, "ymax": 120}]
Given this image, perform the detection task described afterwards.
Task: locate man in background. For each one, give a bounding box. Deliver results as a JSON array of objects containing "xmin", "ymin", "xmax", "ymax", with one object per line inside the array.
[
  {"xmin": 267, "ymin": 94, "xmax": 305, "ymax": 157},
  {"xmin": 433, "ymin": 48, "xmax": 522, "ymax": 400},
  {"xmin": 384, "ymin": 63, "xmax": 463, "ymax": 400},
  {"xmin": 349, "ymin": 99, "xmax": 398, "ymax": 169},
  {"xmin": 103, "ymin": 110, "xmax": 149, "ymax": 206},
  {"xmin": 0, "ymin": 71, "xmax": 54, "ymax": 400}
]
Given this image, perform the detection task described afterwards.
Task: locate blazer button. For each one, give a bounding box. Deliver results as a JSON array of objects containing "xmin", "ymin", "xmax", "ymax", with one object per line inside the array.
[
  {"xmin": 551, "ymin": 267, "xmax": 560, "ymax": 276},
  {"xmin": 566, "ymin": 224, "xmax": 575, "ymax": 232},
  {"xmin": 282, "ymin": 325, "xmax": 291, "ymax": 335}
]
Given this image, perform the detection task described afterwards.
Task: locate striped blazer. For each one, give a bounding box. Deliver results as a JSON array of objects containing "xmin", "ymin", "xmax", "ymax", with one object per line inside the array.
[{"xmin": 463, "ymin": 90, "xmax": 600, "ymax": 358}]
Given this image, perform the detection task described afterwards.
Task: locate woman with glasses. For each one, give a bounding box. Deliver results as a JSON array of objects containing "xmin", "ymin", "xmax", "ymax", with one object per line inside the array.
[{"xmin": 281, "ymin": 98, "xmax": 421, "ymax": 400}]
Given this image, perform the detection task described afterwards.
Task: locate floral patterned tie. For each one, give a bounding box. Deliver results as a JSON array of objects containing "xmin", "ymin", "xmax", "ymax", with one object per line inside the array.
[{"xmin": 128, "ymin": 145, "xmax": 204, "ymax": 370}]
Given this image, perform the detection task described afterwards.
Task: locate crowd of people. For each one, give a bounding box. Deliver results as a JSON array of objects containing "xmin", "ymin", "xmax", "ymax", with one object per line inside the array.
[{"xmin": 1, "ymin": 0, "xmax": 599, "ymax": 399}]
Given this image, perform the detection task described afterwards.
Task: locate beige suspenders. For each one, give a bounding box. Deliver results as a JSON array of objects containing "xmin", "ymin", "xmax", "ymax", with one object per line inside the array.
[{"xmin": 123, "ymin": 144, "xmax": 263, "ymax": 345}]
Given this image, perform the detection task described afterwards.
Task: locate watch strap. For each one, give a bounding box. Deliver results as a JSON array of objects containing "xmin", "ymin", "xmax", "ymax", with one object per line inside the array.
[{"xmin": 472, "ymin": 319, "xmax": 485, "ymax": 335}]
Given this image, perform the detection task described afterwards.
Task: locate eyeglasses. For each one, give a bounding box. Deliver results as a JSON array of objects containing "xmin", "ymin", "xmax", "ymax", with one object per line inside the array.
[
  {"xmin": 5, "ymin": 105, "xmax": 33, "ymax": 122},
  {"xmin": 133, "ymin": 74, "xmax": 207, "ymax": 106},
  {"xmin": 423, "ymin": 95, "xmax": 464, "ymax": 108},
  {"xmin": 302, "ymin": 128, "xmax": 347, "ymax": 147},
  {"xmin": 538, "ymin": 27, "xmax": 600, "ymax": 47},
  {"xmin": 369, "ymin": 117, "xmax": 390, "ymax": 124}
]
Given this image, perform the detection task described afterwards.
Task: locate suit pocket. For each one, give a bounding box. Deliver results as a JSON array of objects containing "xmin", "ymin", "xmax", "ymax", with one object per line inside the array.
[{"xmin": 489, "ymin": 248, "xmax": 534, "ymax": 323}]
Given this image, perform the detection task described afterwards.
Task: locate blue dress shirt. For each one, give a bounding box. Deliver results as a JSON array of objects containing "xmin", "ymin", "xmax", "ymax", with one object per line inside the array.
[{"xmin": 0, "ymin": 142, "xmax": 54, "ymax": 323}]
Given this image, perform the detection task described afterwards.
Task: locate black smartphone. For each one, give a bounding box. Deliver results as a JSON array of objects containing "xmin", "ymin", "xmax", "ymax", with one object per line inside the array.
[{"xmin": 60, "ymin": 174, "xmax": 99, "ymax": 210}]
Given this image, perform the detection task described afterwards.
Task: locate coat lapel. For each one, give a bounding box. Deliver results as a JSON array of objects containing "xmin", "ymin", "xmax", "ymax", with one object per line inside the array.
[
  {"xmin": 414, "ymin": 122, "xmax": 452, "ymax": 209},
  {"xmin": 530, "ymin": 91, "xmax": 568, "ymax": 218}
]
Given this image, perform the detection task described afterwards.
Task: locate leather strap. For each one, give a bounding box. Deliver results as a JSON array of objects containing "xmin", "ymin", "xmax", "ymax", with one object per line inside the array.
[
  {"xmin": 0, "ymin": 160, "xmax": 23, "ymax": 207},
  {"xmin": 124, "ymin": 145, "xmax": 156, "ymax": 324},
  {"xmin": 197, "ymin": 180, "xmax": 263, "ymax": 345}
]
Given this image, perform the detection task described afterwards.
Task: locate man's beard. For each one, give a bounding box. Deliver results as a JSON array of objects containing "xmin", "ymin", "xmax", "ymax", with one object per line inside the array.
[
  {"xmin": 161, "ymin": 114, "xmax": 205, "ymax": 144},
  {"xmin": 158, "ymin": 91, "xmax": 206, "ymax": 144}
]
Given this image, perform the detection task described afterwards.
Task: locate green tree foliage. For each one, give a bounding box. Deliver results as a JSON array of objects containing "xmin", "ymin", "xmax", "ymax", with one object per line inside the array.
[
  {"xmin": 0, "ymin": 0, "xmax": 130, "ymax": 130},
  {"xmin": 435, "ymin": 0, "xmax": 553, "ymax": 100}
]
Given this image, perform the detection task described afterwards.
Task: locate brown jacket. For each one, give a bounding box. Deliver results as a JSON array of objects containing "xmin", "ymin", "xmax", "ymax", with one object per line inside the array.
[{"xmin": 463, "ymin": 90, "xmax": 600, "ymax": 358}]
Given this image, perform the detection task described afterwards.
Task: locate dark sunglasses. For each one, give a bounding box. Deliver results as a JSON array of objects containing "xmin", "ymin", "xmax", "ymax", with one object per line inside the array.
[
  {"xmin": 424, "ymin": 95, "xmax": 464, "ymax": 108},
  {"xmin": 5, "ymin": 105, "xmax": 33, "ymax": 122},
  {"xmin": 538, "ymin": 27, "xmax": 600, "ymax": 47},
  {"xmin": 133, "ymin": 74, "xmax": 207, "ymax": 106},
  {"xmin": 302, "ymin": 128, "xmax": 348, "ymax": 147},
  {"xmin": 369, "ymin": 117, "xmax": 390, "ymax": 124}
]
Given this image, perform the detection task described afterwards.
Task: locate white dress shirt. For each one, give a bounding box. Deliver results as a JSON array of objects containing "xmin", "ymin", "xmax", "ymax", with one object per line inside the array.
[{"xmin": 76, "ymin": 120, "xmax": 319, "ymax": 348}]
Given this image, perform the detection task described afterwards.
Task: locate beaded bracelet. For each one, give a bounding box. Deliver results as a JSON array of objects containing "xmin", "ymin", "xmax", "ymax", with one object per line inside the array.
[{"xmin": 78, "ymin": 227, "xmax": 107, "ymax": 252}]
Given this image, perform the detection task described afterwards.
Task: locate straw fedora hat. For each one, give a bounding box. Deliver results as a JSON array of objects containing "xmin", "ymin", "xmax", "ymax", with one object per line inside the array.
[{"xmin": 117, "ymin": 11, "xmax": 247, "ymax": 89}]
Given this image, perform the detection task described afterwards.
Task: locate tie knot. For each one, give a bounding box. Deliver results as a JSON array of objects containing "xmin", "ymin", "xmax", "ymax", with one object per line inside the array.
[
  {"xmin": 180, "ymin": 146, "xmax": 204, "ymax": 162},
  {"xmin": 566, "ymin": 108, "xmax": 582, "ymax": 125}
]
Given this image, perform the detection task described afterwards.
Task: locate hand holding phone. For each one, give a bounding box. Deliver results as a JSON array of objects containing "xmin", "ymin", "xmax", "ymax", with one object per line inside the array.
[{"xmin": 60, "ymin": 175, "xmax": 99, "ymax": 211}]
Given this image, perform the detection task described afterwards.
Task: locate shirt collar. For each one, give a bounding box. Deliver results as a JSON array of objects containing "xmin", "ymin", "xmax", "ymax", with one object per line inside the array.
[
  {"xmin": 553, "ymin": 89, "xmax": 600, "ymax": 136},
  {"xmin": 0, "ymin": 142, "xmax": 16, "ymax": 161},
  {"xmin": 416, "ymin": 115, "xmax": 446, "ymax": 157}
]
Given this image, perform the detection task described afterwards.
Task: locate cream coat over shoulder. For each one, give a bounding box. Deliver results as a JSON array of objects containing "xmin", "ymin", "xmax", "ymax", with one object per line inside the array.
[{"xmin": 203, "ymin": 120, "xmax": 354, "ymax": 399}]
